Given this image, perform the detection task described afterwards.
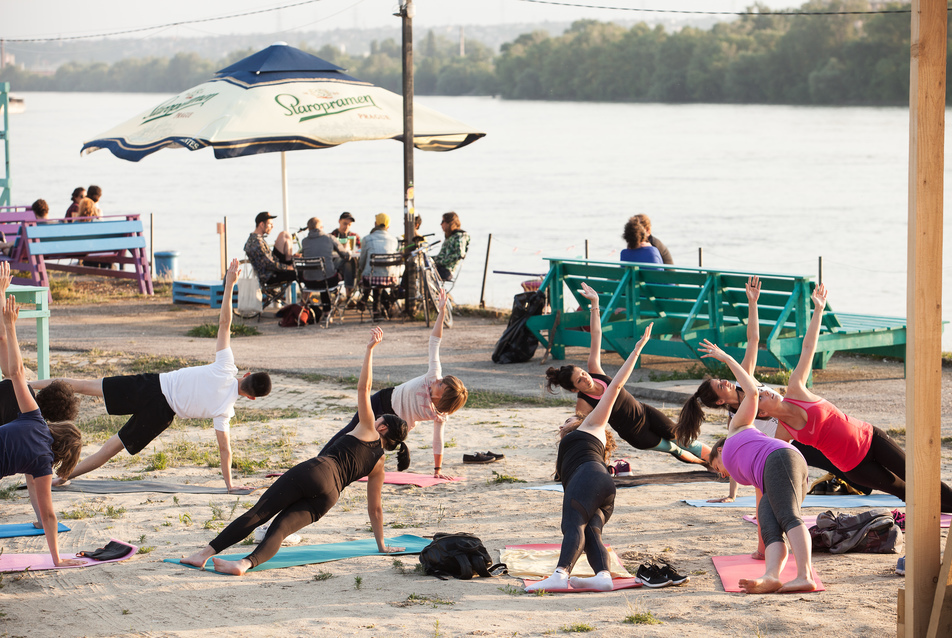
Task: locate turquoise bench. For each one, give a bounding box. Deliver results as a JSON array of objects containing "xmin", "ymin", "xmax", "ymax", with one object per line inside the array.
[
  {"xmin": 7, "ymin": 283, "xmax": 50, "ymax": 379},
  {"xmin": 172, "ymin": 280, "xmax": 237, "ymax": 309},
  {"xmin": 2, "ymin": 215, "xmax": 153, "ymax": 296},
  {"xmin": 524, "ymin": 258, "xmax": 908, "ymax": 372}
]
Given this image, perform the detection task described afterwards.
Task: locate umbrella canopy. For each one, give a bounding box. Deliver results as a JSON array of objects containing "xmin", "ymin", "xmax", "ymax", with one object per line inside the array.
[{"xmin": 82, "ymin": 42, "xmax": 485, "ymax": 161}]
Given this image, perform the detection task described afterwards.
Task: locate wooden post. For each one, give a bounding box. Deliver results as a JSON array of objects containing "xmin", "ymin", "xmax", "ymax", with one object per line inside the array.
[
  {"xmin": 906, "ymin": 0, "xmax": 947, "ymax": 636},
  {"xmin": 217, "ymin": 221, "xmax": 227, "ymax": 279},
  {"xmin": 818, "ymin": 256, "xmax": 823, "ymax": 286},
  {"xmin": 149, "ymin": 214, "xmax": 154, "ymax": 278},
  {"xmin": 698, "ymin": 247, "xmax": 703, "ymax": 268},
  {"xmin": 480, "ymin": 233, "xmax": 492, "ymax": 309},
  {"xmin": 584, "ymin": 239, "xmax": 589, "ymax": 259}
]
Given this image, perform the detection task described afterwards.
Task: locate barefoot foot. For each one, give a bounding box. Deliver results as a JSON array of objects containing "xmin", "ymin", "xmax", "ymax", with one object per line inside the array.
[
  {"xmin": 181, "ymin": 547, "xmax": 215, "ymax": 569},
  {"xmin": 739, "ymin": 576, "xmax": 783, "ymax": 594},
  {"xmin": 213, "ymin": 557, "xmax": 252, "ymax": 576},
  {"xmin": 777, "ymin": 576, "xmax": 817, "ymax": 593}
]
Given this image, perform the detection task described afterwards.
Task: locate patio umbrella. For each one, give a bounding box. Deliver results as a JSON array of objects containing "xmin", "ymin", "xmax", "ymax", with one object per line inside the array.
[{"xmin": 81, "ymin": 42, "xmax": 485, "ymax": 231}]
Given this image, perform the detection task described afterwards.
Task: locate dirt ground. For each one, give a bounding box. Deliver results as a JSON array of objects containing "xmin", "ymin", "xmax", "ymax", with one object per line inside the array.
[{"xmin": 0, "ymin": 295, "xmax": 948, "ymax": 637}]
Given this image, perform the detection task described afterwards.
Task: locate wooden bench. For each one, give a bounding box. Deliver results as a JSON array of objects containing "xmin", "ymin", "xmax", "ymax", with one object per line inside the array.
[
  {"xmin": 7, "ymin": 283, "xmax": 51, "ymax": 380},
  {"xmin": 172, "ymin": 280, "xmax": 237, "ymax": 309},
  {"xmin": 1, "ymin": 214, "xmax": 153, "ymax": 296},
  {"xmin": 524, "ymin": 258, "xmax": 908, "ymax": 371}
]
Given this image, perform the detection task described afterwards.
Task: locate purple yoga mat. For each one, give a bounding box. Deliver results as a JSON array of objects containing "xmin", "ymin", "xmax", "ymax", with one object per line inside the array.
[{"xmin": 0, "ymin": 538, "xmax": 138, "ymax": 572}]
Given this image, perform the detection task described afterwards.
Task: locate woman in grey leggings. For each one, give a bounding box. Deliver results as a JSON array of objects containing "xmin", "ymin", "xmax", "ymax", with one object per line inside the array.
[{"xmin": 703, "ymin": 339, "xmax": 816, "ymax": 595}]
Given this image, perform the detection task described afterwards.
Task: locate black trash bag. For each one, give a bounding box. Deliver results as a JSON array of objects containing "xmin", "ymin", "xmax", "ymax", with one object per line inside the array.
[
  {"xmin": 492, "ymin": 291, "xmax": 547, "ymax": 364},
  {"xmin": 76, "ymin": 540, "xmax": 136, "ymax": 561}
]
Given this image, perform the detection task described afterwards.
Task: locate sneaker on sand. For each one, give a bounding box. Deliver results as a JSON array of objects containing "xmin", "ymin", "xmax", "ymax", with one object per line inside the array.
[
  {"xmin": 463, "ymin": 452, "xmax": 496, "ymax": 464},
  {"xmin": 897, "ymin": 556, "xmax": 905, "ymax": 576},
  {"xmin": 635, "ymin": 563, "xmax": 671, "ymax": 588},
  {"xmin": 613, "ymin": 459, "xmax": 633, "ymax": 477},
  {"xmin": 660, "ymin": 563, "xmax": 690, "ymax": 585}
]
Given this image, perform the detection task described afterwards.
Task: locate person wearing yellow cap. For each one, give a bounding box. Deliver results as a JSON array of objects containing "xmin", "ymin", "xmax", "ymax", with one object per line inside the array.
[{"xmin": 357, "ymin": 213, "xmax": 401, "ymax": 320}]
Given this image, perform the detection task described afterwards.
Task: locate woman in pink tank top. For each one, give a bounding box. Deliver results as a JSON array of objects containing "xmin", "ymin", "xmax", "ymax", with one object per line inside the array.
[{"xmin": 752, "ymin": 285, "xmax": 952, "ymax": 511}]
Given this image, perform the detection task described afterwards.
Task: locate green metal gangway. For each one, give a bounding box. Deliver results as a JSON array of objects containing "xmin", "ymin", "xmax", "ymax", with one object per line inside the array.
[
  {"xmin": 524, "ymin": 258, "xmax": 907, "ymax": 371},
  {"xmin": 0, "ymin": 82, "xmax": 10, "ymax": 206}
]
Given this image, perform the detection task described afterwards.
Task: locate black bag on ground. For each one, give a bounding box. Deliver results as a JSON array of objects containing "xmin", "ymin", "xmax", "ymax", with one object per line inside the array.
[
  {"xmin": 809, "ymin": 508, "xmax": 904, "ymax": 554},
  {"xmin": 419, "ymin": 532, "xmax": 504, "ymax": 580},
  {"xmin": 492, "ymin": 291, "xmax": 546, "ymax": 364},
  {"xmin": 76, "ymin": 540, "xmax": 135, "ymax": 561}
]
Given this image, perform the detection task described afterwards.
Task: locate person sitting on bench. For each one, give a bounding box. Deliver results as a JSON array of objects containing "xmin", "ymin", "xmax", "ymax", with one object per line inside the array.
[
  {"xmin": 244, "ymin": 212, "xmax": 297, "ymax": 287},
  {"xmin": 300, "ymin": 217, "xmax": 349, "ymax": 313},
  {"xmin": 33, "ymin": 259, "xmax": 272, "ymax": 493}
]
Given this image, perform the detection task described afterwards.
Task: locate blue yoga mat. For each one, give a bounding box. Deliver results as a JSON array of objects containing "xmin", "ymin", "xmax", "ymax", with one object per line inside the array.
[
  {"xmin": 684, "ymin": 493, "xmax": 905, "ymax": 508},
  {"xmin": 0, "ymin": 523, "xmax": 70, "ymax": 539},
  {"xmin": 165, "ymin": 534, "xmax": 430, "ymax": 573}
]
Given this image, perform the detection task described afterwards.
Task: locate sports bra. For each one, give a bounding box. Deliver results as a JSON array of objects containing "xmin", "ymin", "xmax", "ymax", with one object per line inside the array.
[{"xmin": 778, "ymin": 397, "xmax": 872, "ymax": 472}]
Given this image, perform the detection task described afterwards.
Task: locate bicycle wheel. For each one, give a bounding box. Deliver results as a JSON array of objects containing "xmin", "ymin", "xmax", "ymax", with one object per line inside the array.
[
  {"xmin": 442, "ymin": 295, "xmax": 453, "ymax": 329},
  {"xmin": 423, "ymin": 269, "xmax": 443, "ymax": 326}
]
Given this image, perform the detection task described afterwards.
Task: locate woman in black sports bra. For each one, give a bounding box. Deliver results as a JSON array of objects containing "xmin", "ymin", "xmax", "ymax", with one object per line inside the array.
[{"xmin": 182, "ymin": 327, "xmax": 409, "ymax": 575}]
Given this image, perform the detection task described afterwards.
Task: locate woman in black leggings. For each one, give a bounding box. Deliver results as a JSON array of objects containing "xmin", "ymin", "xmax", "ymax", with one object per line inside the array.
[
  {"xmin": 182, "ymin": 327, "xmax": 409, "ymax": 575},
  {"xmin": 526, "ymin": 323, "xmax": 652, "ymax": 593},
  {"xmin": 545, "ymin": 283, "xmax": 708, "ymax": 464}
]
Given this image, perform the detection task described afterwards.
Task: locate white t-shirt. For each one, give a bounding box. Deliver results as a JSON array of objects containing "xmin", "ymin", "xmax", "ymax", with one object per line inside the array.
[
  {"xmin": 390, "ymin": 336, "xmax": 447, "ymax": 454},
  {"xmin": 159, "ymin": 348, "xmax": 240, "ymax": 432}
]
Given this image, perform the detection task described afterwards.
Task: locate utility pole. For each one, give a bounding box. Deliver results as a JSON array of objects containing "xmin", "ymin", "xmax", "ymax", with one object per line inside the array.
[{"xmin": 398, "ymin": 0, "xmax": 417, "ymax": 315}]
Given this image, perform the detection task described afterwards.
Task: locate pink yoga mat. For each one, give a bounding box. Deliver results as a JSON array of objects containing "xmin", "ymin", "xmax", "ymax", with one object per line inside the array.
[
  {"xmin": 712, "ymin": 554, "xmax": 825, "ymax": 593},
  {"xmin": 357, "ymin": 472, "xmax": 463, "ymax": 487},
  {"xmin": 0, "ymin": 538, "xmax": 138, "ymax": 572},
  {"xmin": 742, "ymin": 513, "xmax": 950, "ymax": 528},
  {"xmin": 521, "ymin": 577, "xmax": 642, "ymax": 593}
]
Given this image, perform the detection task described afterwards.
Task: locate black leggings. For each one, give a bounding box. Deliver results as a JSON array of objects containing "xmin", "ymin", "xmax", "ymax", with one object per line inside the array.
[
  {"xmin": 839, "ymin": 426, "xmax": 952, "ymax": 512},
  {"xmin": 320, "ymin": 387, "xmax": 394, "ymax": 455},
  {"xmin": 557, "ymin": 461, "xmax": 616, "ymax": 574},
  {"xmin": 210, "ymin": 457, "xmax": 341, "ymax": 568},
  {"xmin": 614, "ymin": 403, "xmax": 675, "ymax": 449},
  {"xmin": 792, "ymin": 441, "xmax": 871, "ymax": 494}
]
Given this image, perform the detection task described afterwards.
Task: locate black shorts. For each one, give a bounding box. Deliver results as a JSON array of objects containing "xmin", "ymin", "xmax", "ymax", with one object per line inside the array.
[{"xmin": 103, "ymin": 374, "xmax": 177, "ymax": 455}]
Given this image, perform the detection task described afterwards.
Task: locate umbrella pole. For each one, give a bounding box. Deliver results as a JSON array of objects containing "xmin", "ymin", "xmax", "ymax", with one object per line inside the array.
[
  {"xmin": 400, "ymin": 0, "xmax": 416, "ymax": 318},
  {"xmin": 280, "ymin": 151, "xmax": 293, "ymax": 303}
]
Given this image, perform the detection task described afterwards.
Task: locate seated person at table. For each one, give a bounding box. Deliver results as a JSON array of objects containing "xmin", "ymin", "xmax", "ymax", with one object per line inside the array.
[
  {"xmin": 244, "ymin": 212, "xmax": 297, "ymax": 287},
  {"xmin": 77, "ymin": 185, "xmax": 103, "ymax": 220},
  {"xmin": 357, "ymin": 213, "xmax": 401, "ymax": 320},
  {"xmin": 620, "ymin": 216, "xmax": 662, "ymax": 266},
  {"xmin": 65, "ymin": 187, "xmax": 85, "ymax": 219},
  {"xmin": 329, "ymin": 211, "xmax": 361, "ymax": 297},
  {"xmin": 300, "ymin": 217, "xmax": 350, "ymax": 312},
  {"xmin": 433, "ymin": 212, "xmax": 470, "ymax": 282}
]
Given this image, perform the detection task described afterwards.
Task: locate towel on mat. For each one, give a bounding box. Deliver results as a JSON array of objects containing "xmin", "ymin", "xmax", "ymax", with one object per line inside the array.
[
  {"xmin": 165, "ymin": 534, "xmax": 429, "ymax": 573},
  {"xmin": 0, "ymin": 522, "xmax": 69, "ymax": 539},
  {"xmin": 520, "ymin": 576, "xmax": 642, "ymax": 593},
  {"xmin": 0, "ymin": 538, "xmax": 137, "ymax": 572},
  {"xmin": 357, "ymin": 472, "xmax": 463, "ymax": 487},
  {"xmin": 684, "ymin": 494, "xmax": 905, "ymax": 508},
  {"xmin": 49, "ymin": 479, "xmax": 260, "ymax": 495},
  {"xmin": 712, "ymin": 554, "xmax": 824, "ymax": 593},
  {"xmin": 501, "ymin": 543, "xmax": 631, "ymax": 579}
]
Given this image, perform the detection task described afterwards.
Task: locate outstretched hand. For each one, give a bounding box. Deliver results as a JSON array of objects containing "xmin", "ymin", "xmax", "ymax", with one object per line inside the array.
[
  {"xmin": 811, "ymin": 284, "xmax": 828, "ymax": 310},
  {"xmin": 0, "ymin": 262, "xmax": 11, "ymax": 298},
  {"xmin": 579, "ymin": 282, "xmax": 599, "ymax": 303},
  {"xmin": 697, "ymin": 339, "xmax": 728, "ymax": 363},
  {"xmin": 437, "ymin": 287, "xmax": 448, "ymax": 312},
  {"xmin": 380, "ymin": 545, "xmax": 405, "ymax": 554},
  {"xmin": 746, "ymin": 276, "xmax": 761, "ymax": 302},
  {"xmin": 368, "ymin": 326, "xmax": 383, "ymax": 348},
  {"xmin": 635, "ymin": 322, "xmax": 653, "ymax": 350},
  {"xmin": 224, "ymin": 258, "xmax": 240, "ymax": 287},
  {"xmin": 2, "ymin": 294, "xmax": 19, "ymax": 326}
]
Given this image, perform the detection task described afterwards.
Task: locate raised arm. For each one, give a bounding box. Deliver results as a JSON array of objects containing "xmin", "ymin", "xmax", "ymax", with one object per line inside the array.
[
  {"xmin": 2, "ymin": 296, "xmax": 39, "ymax": 414},
  {"xmin": 432, "ymin": 288, "xmax": 448, "ymax": 339},
  {"xmin": 0, "ymin": 263, "xmax": 11, "ymax": 378},
  {"xmin": 787, "ymin": 284, "xmax": 828, "ymax": 394},
  {"xmin": 579, "ymin": 282, "xmax": 605, "ymax": 375},
  {"xmin": 740, "ymin": 276, "xmax": 761, "ymax": 375},
  {"xmin": 353, "ymin": 327, "xmax": 383, "ymax": 438},
  {"xmin": 581, "ymin": 323, "xmax": 652, "ymax": 429},
  {"xmin": 217, "ymin": 258, "xmax": 239, "ymax": 352},
  {"xmin": 697, "ymin": 339, "xmax": 759, "ymax": 431}
]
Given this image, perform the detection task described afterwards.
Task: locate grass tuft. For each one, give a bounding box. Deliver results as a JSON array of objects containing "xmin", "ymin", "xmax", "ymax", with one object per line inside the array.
[
  {"xmin": 187, "ymin": 323, "xmax": 260, "ymax": 338},
  {"xmin": 487, "ymin": 471, "xmax": 526, "ymax": 485}
]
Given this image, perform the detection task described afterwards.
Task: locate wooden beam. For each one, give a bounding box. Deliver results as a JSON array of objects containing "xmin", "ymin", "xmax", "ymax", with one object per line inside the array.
[{"xmin": 906, "ymin": 0, "xmax": 946, "ymax": 636}]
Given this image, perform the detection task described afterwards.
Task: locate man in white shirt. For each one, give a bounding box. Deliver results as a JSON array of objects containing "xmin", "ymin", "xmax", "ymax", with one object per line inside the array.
[{"xmin": 33, "ymin": 259, "xmax": 271, "ymax": 492}]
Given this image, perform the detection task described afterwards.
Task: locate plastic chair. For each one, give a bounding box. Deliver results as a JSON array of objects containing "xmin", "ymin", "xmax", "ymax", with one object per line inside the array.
[
  {"xmin": 293, "ymin": 256, "xmax": 346, "ymax": 328},
  {"xmin": 362, "ymin": 252, "xmax": 405, "ymax": 322}
]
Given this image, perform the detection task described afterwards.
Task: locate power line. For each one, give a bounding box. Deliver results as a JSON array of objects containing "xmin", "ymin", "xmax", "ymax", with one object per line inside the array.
[
  {"xmin": 2, "ymin": 0, "xmax": 329, "ymax": 43},
  {"xmin": 515, "ymin": 0, "xmax": 913, "ymax": 16}
]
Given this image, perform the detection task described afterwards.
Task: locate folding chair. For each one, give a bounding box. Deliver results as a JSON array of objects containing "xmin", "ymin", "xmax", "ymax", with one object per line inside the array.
[
  {"xmin": 362, "ymin": 252, "xmax": 405, "ymax": 322},
  {"xmin": 293, "ymin": 256, "xmax": 346, "ymax": 328}
]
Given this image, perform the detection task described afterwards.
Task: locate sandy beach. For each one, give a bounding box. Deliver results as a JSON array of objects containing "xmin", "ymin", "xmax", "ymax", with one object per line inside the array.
[{"xmin": 0, "ymin": 296, "xmax": 947, "ymax": 637}]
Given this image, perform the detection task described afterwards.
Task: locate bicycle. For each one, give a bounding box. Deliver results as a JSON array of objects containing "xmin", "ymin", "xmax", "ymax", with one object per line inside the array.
[{"xmin": 402, "ymin": 242, "xmax": 452, "ymax": 329}]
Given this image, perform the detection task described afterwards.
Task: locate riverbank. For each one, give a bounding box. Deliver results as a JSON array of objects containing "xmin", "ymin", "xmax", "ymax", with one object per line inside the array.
[{"xmin": 0, "ymin": 296, "xmax": 943, "ymax": 637}]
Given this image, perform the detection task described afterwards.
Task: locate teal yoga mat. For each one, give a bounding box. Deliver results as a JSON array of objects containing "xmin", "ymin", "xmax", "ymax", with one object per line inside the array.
[
  {"xmin": 0, "ymin": 523, "xmax": 70, "ymax": 539},
  {"xmin": 684, "ymin": 493, "xmax": 905, "ymax": 508},
  {"xmin": 165, "ymin": 534, "xmax": 430, "ymax": 573}
]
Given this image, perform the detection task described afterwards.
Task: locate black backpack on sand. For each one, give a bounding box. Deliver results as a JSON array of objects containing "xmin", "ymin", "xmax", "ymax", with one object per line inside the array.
[{"xmin": 419, "ymin": 533, "xmax": 506, "ymax": 580}]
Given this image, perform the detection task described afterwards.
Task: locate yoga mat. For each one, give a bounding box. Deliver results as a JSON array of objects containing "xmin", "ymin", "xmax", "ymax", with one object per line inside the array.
[
  {"xmin": 0, "ymin": 522, "xmax": 70, "ymax": 538},
  {"xmin": 521, "ymin": 577, "xmax": 642, "ymax": 593},
  {"xmin": 684, "ymin": 494, "xmax": 905, "ymax": 508},
  {"xmin": 501, "ymin": 544, "xmax": 632, "ymax": 579},
  {"xmin": 357, "ymin": 472, "xmax": 464, "ymax": 487},
  {"xmin": 0, "ymin": 538, "xmax": 138, "ymax": 572},
  {"xmin": 525, "ymin": 484, "xmax": 564, "ymax": 492},
  {"xmin": 712, "ymin": 554, "xmax": 825, "ymax": 593},
  {"xmin": 50, "ymin": 480, "xmax": 260, "ymax": 495},
  {"xmin": 613, "ymin": 471, "xmax": 726, "ymax": 487},
  {"xmin": 742, "ymin": 513, "xmax": 951, "ymax": 528},
  {"xmin": 165, "ymin": 534, "xmax": 430, "ymax": 573}
]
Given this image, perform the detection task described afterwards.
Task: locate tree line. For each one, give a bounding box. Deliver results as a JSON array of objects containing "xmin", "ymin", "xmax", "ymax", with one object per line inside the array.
[{"xmin": 0, "ymin": 1, "xmax": 944, "ymax": 106}]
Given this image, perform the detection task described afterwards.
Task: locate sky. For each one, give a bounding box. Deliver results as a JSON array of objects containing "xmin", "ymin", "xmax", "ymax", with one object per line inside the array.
[{"xmin": 1, "ymin": 0, "xmax": 806, "ymax": 41}]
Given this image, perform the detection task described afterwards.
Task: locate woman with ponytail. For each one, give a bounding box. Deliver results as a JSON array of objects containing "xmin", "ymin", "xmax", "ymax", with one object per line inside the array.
[
  {"xmin": 182, "ymin": 327, "xmax": 409, "ymax": 575},
  {"xmin": 544, "ymin": 282, "xmax": 708, "ymax": 464}
]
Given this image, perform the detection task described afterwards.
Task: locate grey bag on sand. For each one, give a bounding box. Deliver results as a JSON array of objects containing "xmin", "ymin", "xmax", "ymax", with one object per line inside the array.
[{"xmin": 809, "ymin": 508, "xmax": 903, "ymax": 554}]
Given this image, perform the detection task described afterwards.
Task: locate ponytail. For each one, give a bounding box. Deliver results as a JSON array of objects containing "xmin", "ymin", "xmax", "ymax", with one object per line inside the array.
[
  {"xmin": 676, "ymin": 379, "xmax": 721, "ymax": 446},
  {"xmin": 380, "ymin": 414, "xmax": 410, "ymax": 471},
  {"xmin": 544, "ymin": 365, "xmax": 578, "ymax": 394},
  {"xmin": 396, "ymin": 442, "xmax": 410, "ymax": 472}
]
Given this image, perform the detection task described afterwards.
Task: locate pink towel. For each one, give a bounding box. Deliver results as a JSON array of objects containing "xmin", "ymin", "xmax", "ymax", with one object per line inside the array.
[
  {"xmin": 520, "ymin": 577, "xmax": 642, "ymax": 593},
  {"xmin": 712, "ymin": 554, "xmax": 824, "ymax": 593},
  {"xmin": 357, "ymin": 472, "xmax": 463, "ymax": 487},
  {"xmin": 0, "ymin": 538, "xmax": 138, "ymax": 573}
]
